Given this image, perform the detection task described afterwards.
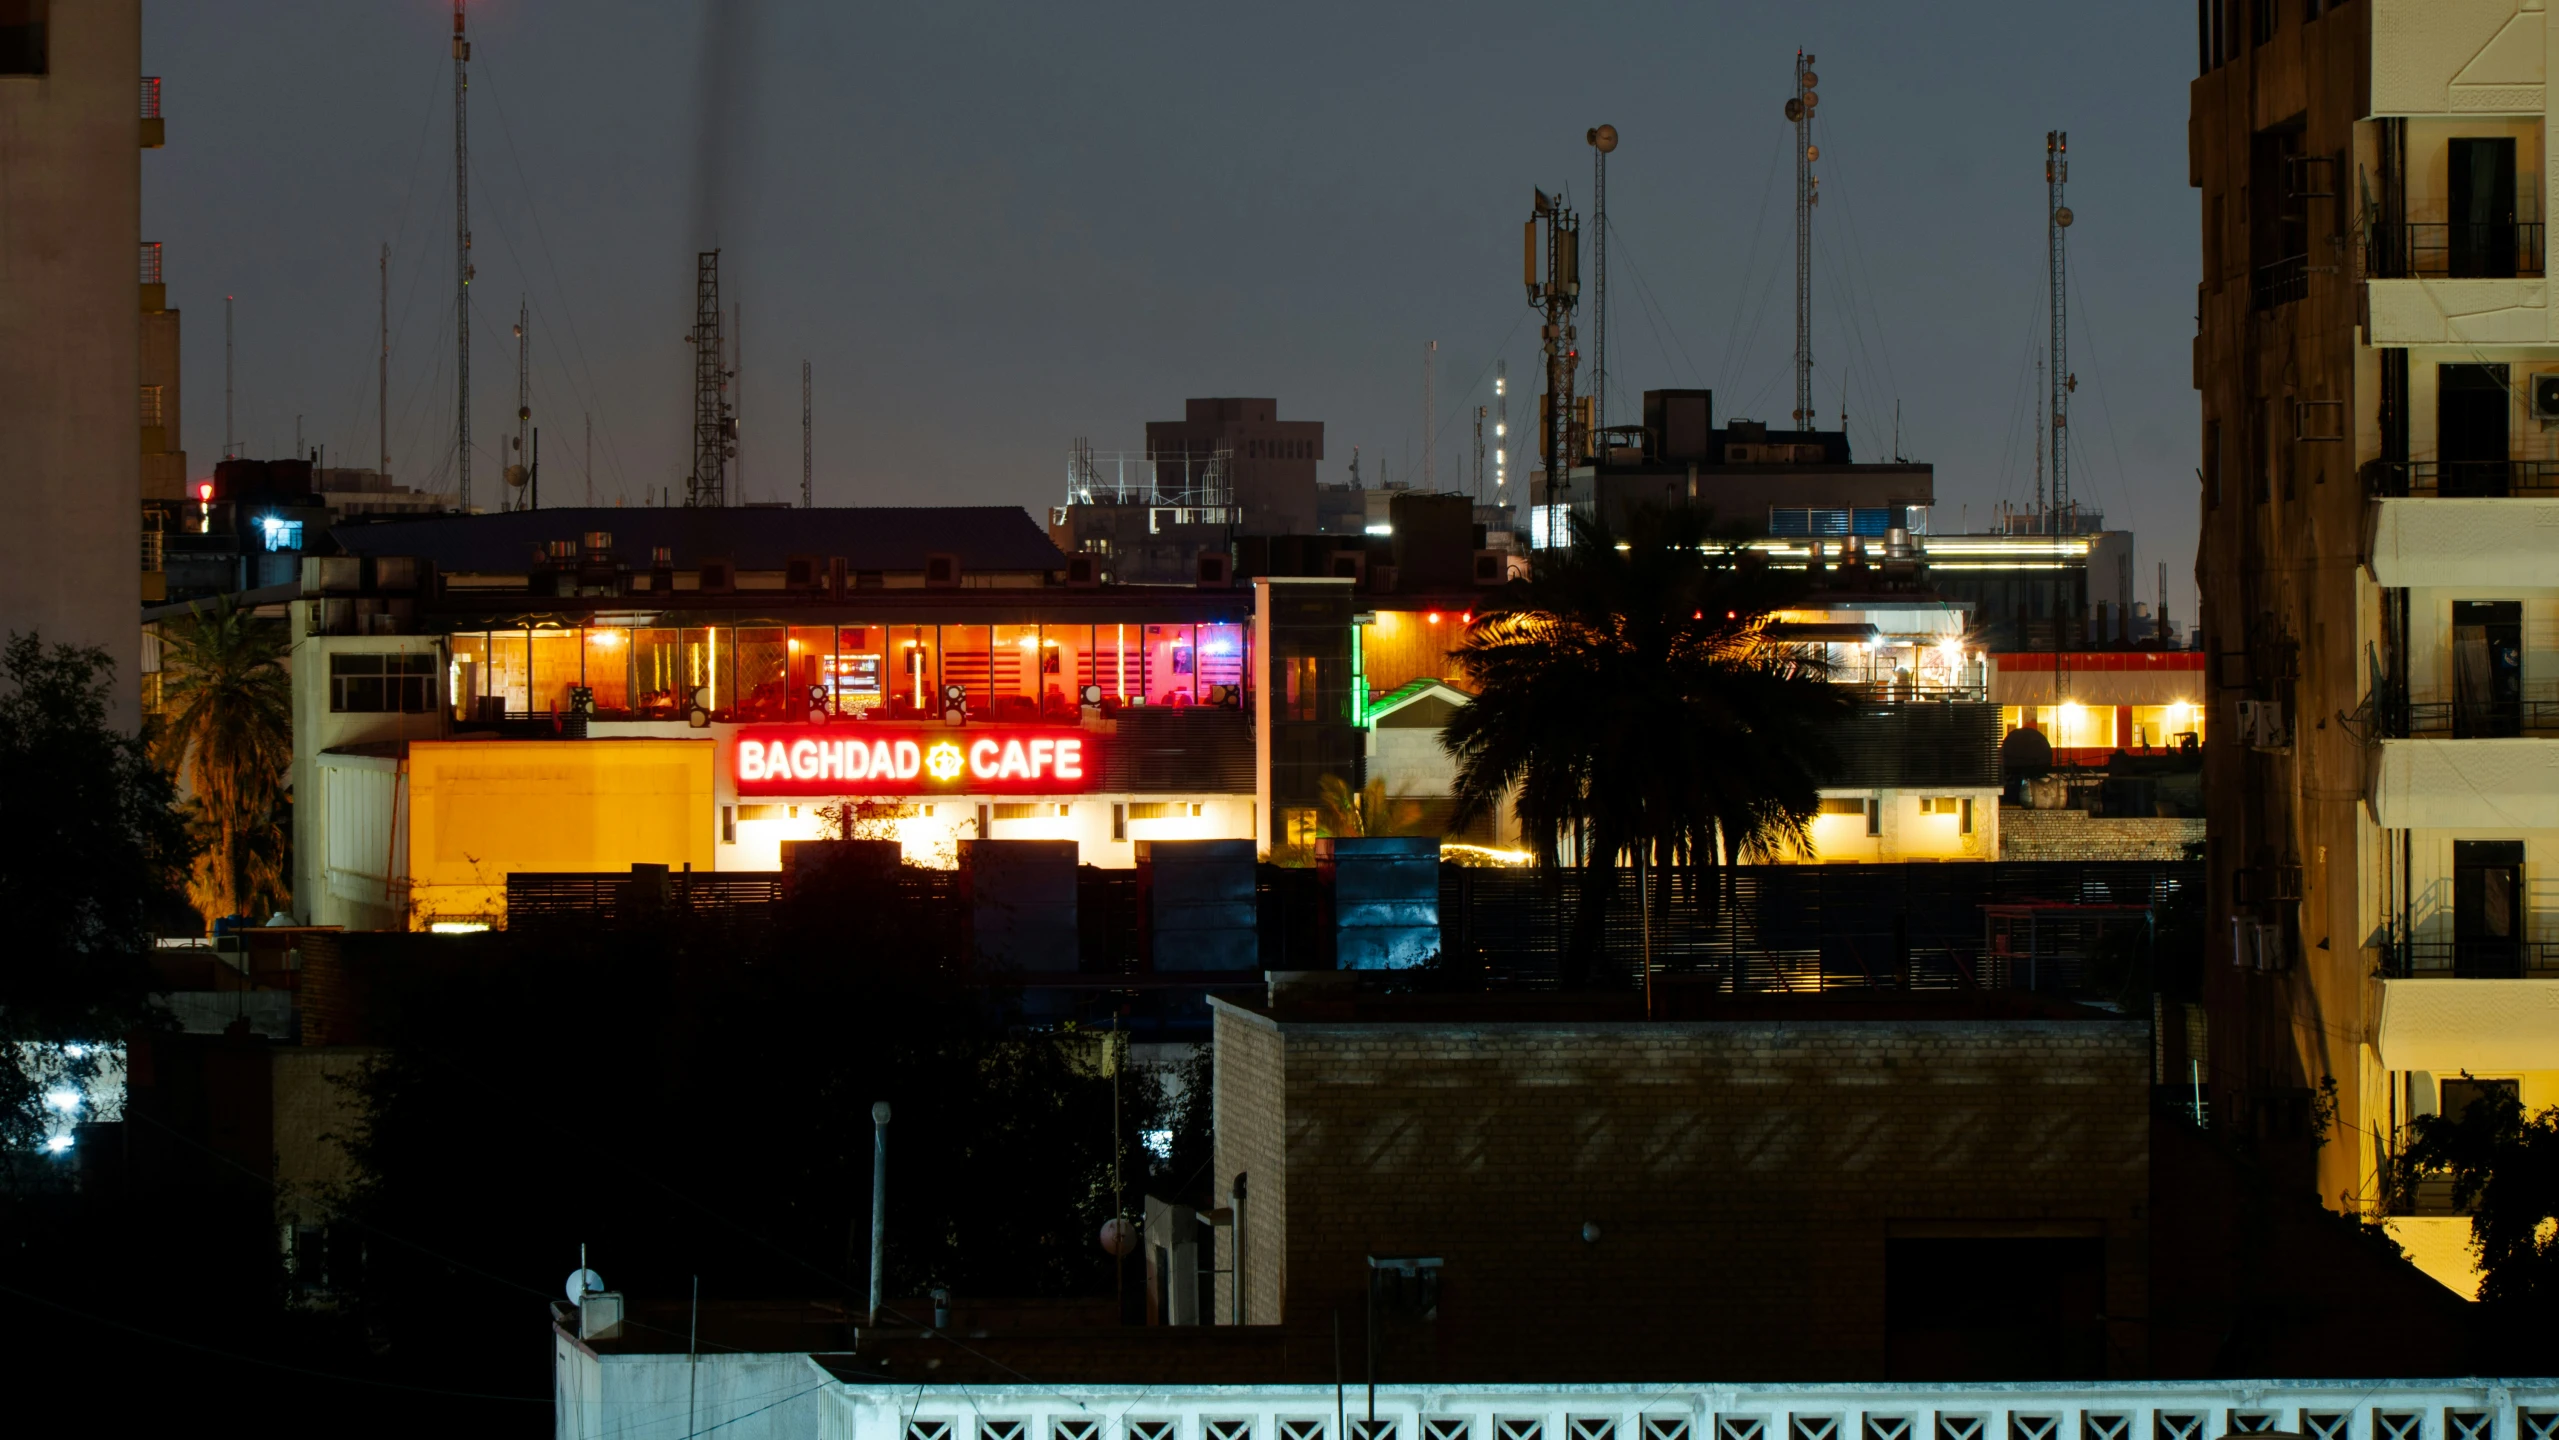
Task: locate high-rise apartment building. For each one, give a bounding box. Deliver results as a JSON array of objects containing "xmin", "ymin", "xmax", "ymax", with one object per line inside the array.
[
  {"xmin": 2193, "ymin": 0, "xmax": 2559, "ymax": 1240},
  {"xmin": 0, "ymin": 1, "xmax": 150, "ymax": 727}
]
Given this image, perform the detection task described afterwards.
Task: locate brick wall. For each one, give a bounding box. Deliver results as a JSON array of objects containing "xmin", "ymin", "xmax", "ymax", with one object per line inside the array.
[
  {"xmin": 1211, "ymin": 999, "xmax": 2149, "ymax": 1380},
  {"xmin": 1999, "ymin": 807, "xmax": 2205, "ymax": 862}
]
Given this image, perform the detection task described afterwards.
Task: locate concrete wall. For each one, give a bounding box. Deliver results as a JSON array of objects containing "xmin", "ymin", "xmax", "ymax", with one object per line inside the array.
[
  {"xmin": 405, "ymin": 738, "xmax": 716, "ymax": 926},
  {"xmin": 0, "ymin": 0, "xmax": 143, "ymax": 728},
  {"xmin": 554, "ymin": 1336, "xmax": 828, "ymax": 1440},
  {"xmin": 1211, "ymin": 1000, "xmax": 2150, "ymax": 1379},
  {"xmin": 2000, "ymin": 809, "xmax": 2206, "ymax": 862}
]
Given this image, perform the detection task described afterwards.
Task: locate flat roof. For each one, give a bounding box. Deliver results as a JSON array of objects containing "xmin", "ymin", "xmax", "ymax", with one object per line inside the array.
[
  {"xmin": 333, "ymin": 506, "xmax": 1068, "ymax": 574},
  {"xmin": 1214, "ymin": 985, "xmax": 2125, "ymax": 1027}
]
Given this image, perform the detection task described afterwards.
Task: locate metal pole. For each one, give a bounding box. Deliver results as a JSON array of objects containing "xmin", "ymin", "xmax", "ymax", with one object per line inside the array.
[
  {"xmin": 454, "ymin": 1, "xmax": 472, "ymax": 510},
  {"xmin": 1364, "ymin": 1264, "xmax": 1375, "ymax": 1425},
  {"xmin": 687, "ymin": 1274, "xmax": 700, "ymax": 1440},
  {"xmin": 801, "ymin": 360, "xmax": 813, "ymax": 508},
  {"xmin": 379, "ymin": 243, "xmax": 390, "ymax": 478},
  {"xmin": 1792, "ymin": 53, "xmax": 1815, "ymax": 430},
  {"xmin": 1229, "ymin": 1172, "xmax": 1247, "ymax": 1326},
  {"xmin": 868, "ymin": 1101, "xmax": 890, "ymax": 1324},
  {"xmin": 224, "ymin": 295, "xmax": 234, "ymax": 460}
]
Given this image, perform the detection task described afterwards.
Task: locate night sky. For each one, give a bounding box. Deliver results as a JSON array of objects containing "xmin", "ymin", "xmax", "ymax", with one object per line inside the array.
[{"xmin": 147, "ymin": 1, "xmax": 2200, "ymax": 609}]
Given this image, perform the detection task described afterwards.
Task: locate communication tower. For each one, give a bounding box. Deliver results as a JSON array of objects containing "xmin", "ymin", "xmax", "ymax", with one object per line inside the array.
[
  {"xmin": 2047, "ymin": 130, "xmax": 2076, "ymax": 533},
  {"xmin": 1523, "ymin": 189, "xmax": 1581, "ymax": 536},
  {"xmin": 1786, "ymin": 53, "xmax": 1819, "ymax": 428},
  {"xmin": 1587, "ymin": 124, "xmax": 1616, "ymax": 447},
  {"xmin": 685, "ymin": 251, "xmax": 735, "ymax": 507},
  {"xmin": 454, "ymin": 2, "xmax": 473, "ymax": 509}
]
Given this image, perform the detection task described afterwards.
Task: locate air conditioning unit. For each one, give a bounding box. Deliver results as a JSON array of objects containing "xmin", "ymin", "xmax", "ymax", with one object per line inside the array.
[
  {"xmin": 2236, "ymin": 698, "xmax": 2289, "ymax": 749},
  {"xmin": 696, "ymin": 559, "xmax": 734, "ymax": 593},
  {"xmin": 785, "ymin": 555, "xmax": 824, "ymax": 592},
  {"xmin": 924, "ymin": 552, "xmax": 962, "ymax": 587},
  {"xmin": 1065, "ymin": 555, "xmax": 1101, "ymax": 588},
  {"xmin": 1196, "ymin": 550, "xmax": 1233, "ymax": 588}
]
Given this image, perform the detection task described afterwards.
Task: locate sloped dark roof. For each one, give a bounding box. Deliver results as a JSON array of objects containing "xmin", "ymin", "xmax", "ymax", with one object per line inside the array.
[{"xmin": 328, "ymin": 506, "xmax": 1066, "ymax": 574}]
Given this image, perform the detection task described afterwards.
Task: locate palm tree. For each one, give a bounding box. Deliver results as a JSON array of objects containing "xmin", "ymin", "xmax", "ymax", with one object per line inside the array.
[
  {"xmin": 154, "ymin": 598, "xmax": 293, "ymax": 926},
  {"xmin": 1442, "ymin": 505, "xmax": 1849, "ymax": 986},
  {"xmin": 1315, "ymin": 773, "xmax": 1432, "ymax": 839}
]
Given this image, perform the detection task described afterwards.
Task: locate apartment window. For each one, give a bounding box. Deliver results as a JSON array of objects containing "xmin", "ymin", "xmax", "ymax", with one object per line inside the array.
[
  {"xmin": 0, "ymin": 1, "xmax": 47, "ymax": 75},
  {"xmin": 2448, "ymin": 138, "xmax": 2520, "ymax": 280},
  {"xmin": 2438, "ymin": 365, "xmax": 2512, "ymax": 496},
  {"xmin": 991, "ymin": 803, "xmax": 1070, "ymax": 821},
  {"xmin": 1127, "ymin": 801, "xmax": 1203, "ymax": 821},
  {"xmin": 329, "ymin": 652, "xmax": 436, "ymax": 713},
  {"xmin": 139, "ymin": 385, "xmax": 165, "ymax": 428},
  {"xmin": 2453, "ymin": 840, "xmax": 2525, "ymax": 977}
]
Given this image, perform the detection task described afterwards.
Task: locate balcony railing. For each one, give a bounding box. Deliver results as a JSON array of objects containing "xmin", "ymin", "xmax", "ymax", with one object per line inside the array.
[
  {"xmin": 2363, "ymin": 458, "xmax": 2559, "ymax": 498},
  {"xmin": 2377, "ymin": 683, "xmax": 2559, "ymax": 739},
  {"xmin": 2251, "ymin": 253, "xmax": 2308, "ymax": 310},
  {"xmin": 138, "ymin": 241, "xmax": 162, "ymax": 286},
  {"xmin": 2367, "ymin": 220, "xmax": 2546, "ymax": 279},
  {"xmin": 2383, "ymin": 937, "xmax": 2559, "ymax": 978},
  {"xmin": 139, "ymin": 76, "xmax": 160, "ymax": 119}
]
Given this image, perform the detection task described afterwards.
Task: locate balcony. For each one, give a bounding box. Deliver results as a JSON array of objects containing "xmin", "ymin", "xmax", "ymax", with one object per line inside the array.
[
  {"xmin": 2366, "ymin": 221, "xmax": 2545, "ymax": 280},
  {"xmin": 140, "ymin": 77, "xmax": 163, "ymax": 149},
  {"xmin": 2379, "ymin": 686, "xmax": 2559, "ymax": 740},
  {"xmin": 2368, "ymin": 495, "xmax": 2559, "ymax": 587},
  {"xmin": 2364, "ymin": 458, "xmax": 2559, "ymax": 498},
  {"xmin": 2378, "ymin": 976, "xmax": 2559, "ymax": 1073},
  {"xmin": 2383, "ymin": 937, "xmax": 2559, "ymax": 979},
  {"xmin": 2374, "ymin": 737, "xmax": 2559, "ymax": 829}
]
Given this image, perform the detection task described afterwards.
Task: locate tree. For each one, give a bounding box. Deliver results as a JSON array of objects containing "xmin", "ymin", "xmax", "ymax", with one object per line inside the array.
[
  {"xmin": 1315, "ymin": 773, "xmax": 1431, "ymax": 839},
  {"xmin": 153, "ymin": 598, "xmax": 292, "ymax": 924},
  {"xmin": 1441, "ymin": 506, "xmax": 1849, "ymax": 981},
  {"xmin": 0, "ymin": 634, "xmax": 194, "ymax": 1161},
  {"xmin": 2392, "ymin": 1085, "xmax": 2559, "ymax": 1330}
]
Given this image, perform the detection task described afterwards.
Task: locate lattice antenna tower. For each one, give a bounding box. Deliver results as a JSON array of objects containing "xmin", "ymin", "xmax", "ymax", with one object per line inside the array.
[
  {"xmin": 1587, "ymin": 124, "xmax": 1616, "ymax": 447},
  {"xmin": 453, "ymin": 2, "xmax": 473, "ymax": 509},
  {"xmin": 1493, "ymin": 360, "xmax": 1509, "ymax": 503},
  {"xmin": 801, "ymin": 360, "xmax": 813, "ymax": 508},
  {"xmin": 2047, "ymin": 130, "xmax": 2075, "ymax": 532},
  {"xmin": 1787, "ymin": 53, "xmax": 1819, "ymax": 428},
  {"xmin": 1523, "ymin": 189, "xmax": 1580, "ymax": 526},
  {"xmin": 686, "ymin": 251, "xmax": 734, "ymax": 507}
]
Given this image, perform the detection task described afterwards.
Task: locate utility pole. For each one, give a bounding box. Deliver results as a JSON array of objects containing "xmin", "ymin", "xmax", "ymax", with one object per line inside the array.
[
  {"xmin": 733, "ymin": 301, "xmax": 744, "ymax": 501},
  {"xmin": 379, "ymin": 243, "xmax": 391, "ymax": 479},
  {"xmin": 686, "ymin": 252, "xmax": 733, "ymax": 507},
  {"xmin": 801, "ymin": 360, "xmax": 813, "ymax": 508},
  {"xmin": 1788, "ymin": 52, "xmax": 1818, "ymax": 429},
  {"xmin": 1523, "ymin": 189, "xmax": 1580, "ymax": 544},
  {"xmin": 224, "ymin": 295, "xmax": 234, "ymax": 460},
  {"xmin": 1587, "ymin": 124, "xmax": 1616, "ymax": 446},
  {"xmin": 1421, "ymin": 340, "xmax": 1436, "ymax": 490},
  {"xmin": 453, "ymin": 1, "xmax": 473, "ymax": 510},
  {"xmin": 2047, "ymin": 130, "xmax": 2075, "ymax": 533},
  {"xmin": 585, "ymin": 412, "xmax": 593, "ymax": 506}
]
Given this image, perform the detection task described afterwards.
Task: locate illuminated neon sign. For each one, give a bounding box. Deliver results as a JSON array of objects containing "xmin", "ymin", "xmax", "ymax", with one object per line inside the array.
[{"xmin": 730, "ymin": 726, "xmax": 1095, "ymax": 796}]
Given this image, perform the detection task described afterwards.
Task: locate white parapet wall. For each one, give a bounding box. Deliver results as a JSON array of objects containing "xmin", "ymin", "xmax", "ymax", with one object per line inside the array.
[{"xmin": 819, "ymin": 1381, "xmax": 2559, "ymax": 1440}]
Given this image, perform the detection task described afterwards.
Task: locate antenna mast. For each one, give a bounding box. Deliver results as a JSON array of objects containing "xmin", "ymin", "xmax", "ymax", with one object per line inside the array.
[
  {"xmin": 1788, "ymin": 53, "xmax": 1818, "ymax": 429},
  {"xmin": 379, "ymin": 243, "xmax": 391, "ymax": 478},
  {"xmin": 801, "ymin": 359, "xmax": 813, "ymax": 508},
  {"xmin": 686, "ymin": 251, "xmax": 733, "ymax": 507},
  {"xmin": 223, "ymin": 294, "xmax": 234, "ymax": 460},
  {"xmin": 1587, "ymin": 124, "xmax": 1616, "ymax": 446},
  {"xmin": 453, "ymin": 2, "xmax": 472, "ymax": 509},
  {"xmin": 1494, "ymin": 360, "xmax": 1508, "ymax": 505},
  {"xmin": 2047, "ymin": 130, "xmax": 2075, "ymax": 533},
  {"xmin": 1524, "ymin": 188, "xmax": 1580, "ymax": 541},
  {"xmin": 1422, "ymin": 340, "xmax": 1436, "ymax": 489},
  {"xmin": 513, "ymin": 299, "xmax": 529, "ymax": 512},
  {"xmin": 1473, "ymin": 405, "xmax": 1486, "ymax": 503}
]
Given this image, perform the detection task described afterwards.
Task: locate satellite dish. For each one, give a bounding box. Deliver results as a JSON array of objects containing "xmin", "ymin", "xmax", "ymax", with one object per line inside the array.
[
  {"xmin": 1587, "ymin": 123, "xmax": 1618, "ymax": 154},
  {"xmin": 1803, "ymin": 90, "xmax": 1819, "ymax": 108},
  {"xmin": 2055, "ymin": 206, "xmax": 2075, "ymax": 228},
  {"xmin": 1099, "ymin": 1217, "xmax": 1138, "ymax": 1258},
  {"xmin": 1783, "ymin": 98, "xmax": 1805, "ymax": 122},
  {"xmin": 504, "ymin": 463, "xmax": 529, "ymax": 489},
  {"xmin": 1803, "ymin": 70, "xmax": 1818, "ymax": 87},
  {"xmin": 565, "ymin": 1268, "xmax": 606, "ymax": 1303},
  {"xmin": 1806, "ymin": 144, "xmax": 1820, "ymax": 162}
]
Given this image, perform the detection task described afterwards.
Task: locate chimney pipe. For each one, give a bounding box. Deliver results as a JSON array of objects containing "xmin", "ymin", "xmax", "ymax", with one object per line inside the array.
[{"xmin": 1230, "ymin": 1171, "xmax": 1248, "ymax": 1326}]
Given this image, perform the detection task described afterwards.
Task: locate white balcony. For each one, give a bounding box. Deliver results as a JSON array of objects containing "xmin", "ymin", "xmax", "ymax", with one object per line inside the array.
[
  {"xmin": 2367, "ymin": 277, "xmax": 2548, "ymax": 345},
  {"xmin": 2378, "ymin": 976, "xmax": 2559, "ymax": 1070},
  {"xmin": 2368, "ymin": 495, "xmax": 2559, "ymax": 587},
  {"xmin": 2373, "ymin": 0, "xmax": 2546, "ymax": 116},
  {"xmin": 2374, "ymin": 737, "xmax": 2559, "ymax": 828}
]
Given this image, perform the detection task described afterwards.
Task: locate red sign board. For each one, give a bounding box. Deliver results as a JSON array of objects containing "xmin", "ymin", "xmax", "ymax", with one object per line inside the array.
[{"xmin": 731, "ymin": 726, "xmax": 1097, "ymax": 796}]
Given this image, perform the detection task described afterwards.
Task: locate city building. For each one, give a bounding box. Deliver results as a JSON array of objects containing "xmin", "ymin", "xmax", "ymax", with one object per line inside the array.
[
  {"xmin": 0, "ymin": 1, "xmax": 152, "ymax": 726},
  {"xmin": 291, "ymin": 507, "xmax": 1328, "ymax": 929},
  {"xmin": 2191, "ymin": 0, "xmax": 2559, "ymax": 1244},
  {"xmin": 314, "ymin": 467, "xmax": 443, "ymax": 517},
  {"xmin": 1050, "ymin": 399, "xmax": 1327, "ymax": 585},
  {"xmin": 1149, "ymin": 397, "xmax": 1322, "ymax": 536}
]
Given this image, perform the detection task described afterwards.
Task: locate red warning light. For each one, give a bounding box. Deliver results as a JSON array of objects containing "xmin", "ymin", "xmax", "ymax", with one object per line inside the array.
[{"xmin": 196, "ymin": 481, "xmax": 214, "ymax": 501}]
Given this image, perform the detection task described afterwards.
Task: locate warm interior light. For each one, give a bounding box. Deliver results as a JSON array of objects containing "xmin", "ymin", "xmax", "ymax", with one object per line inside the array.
[{"xmin": 1427, "ymin": 612, "xmax": 1442, "ymax": 624}]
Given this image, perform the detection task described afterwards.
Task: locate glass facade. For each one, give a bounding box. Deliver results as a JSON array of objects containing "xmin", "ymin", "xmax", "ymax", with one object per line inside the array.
[{"xmin": 444, "ymin": 620, "xmax": 1251, "ymax": 725}]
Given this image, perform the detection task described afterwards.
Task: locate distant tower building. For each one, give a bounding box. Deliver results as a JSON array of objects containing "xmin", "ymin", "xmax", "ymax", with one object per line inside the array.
[
  {"xmin": 1145, "ymin": 398, "xmax": 1323, "ymax": 536},
  {"xmin": 0, "ymin": 2, "xmax": 149, "ymax": 728}
]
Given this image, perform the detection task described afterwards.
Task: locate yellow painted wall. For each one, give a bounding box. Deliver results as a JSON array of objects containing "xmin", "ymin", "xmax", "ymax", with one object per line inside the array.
[{"xmin": 404, "ymin": 739, "xmax": 715, "ymax": 927}]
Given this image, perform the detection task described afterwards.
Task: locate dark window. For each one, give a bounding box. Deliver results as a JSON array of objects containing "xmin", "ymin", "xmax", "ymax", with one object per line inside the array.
[
  {"xmin": 2440, "ymin": 1075, "xmax": 2520, "ymax": 1121},
  {"xmin": 2252, "ymin": 0, "xmax": 2276, "ymax": 45},
  {"xmin": 0, "ymin": 0, "xmax": 46, "ymax": 75},
  {"xmin": 2453, "ymin": 839, "xmax": 2525, "ymax": 977},
  {"xmin": 2451, "ymin": 602, "xmax": 2523, "ymax": 739},
  {"xmin": 2438, "ymin": 364, "xmax": 2512, "ymax": 496},
  {"xmin": 2250, "ymin": 121, "xmax": 2309, "ymax": 309},
  {"xmin": 2448, "ymin": 138, "xmax": 2519, "ymax": 279},
  {"xmin": 2205, "ymin": 419, "xmax": 2222, "ymax": 508},
  {"xmin": 1886, "ymin": 1236, "xmax": 2107, "ymax": 1380},
  {"xmin": 329, "ymin": 652, "xmax": 436, "ymax": 713}
]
